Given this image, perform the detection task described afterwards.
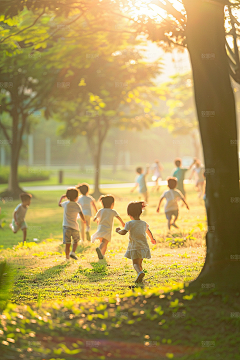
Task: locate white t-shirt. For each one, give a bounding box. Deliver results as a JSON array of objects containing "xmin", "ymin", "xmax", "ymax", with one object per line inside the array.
[
  {"xmin": 61, "ymin": 201, "xmax": 82, "ymax": 230},
  {"xmin": 14, "ymin": 204, "xmax": 28, "ymax": 222},
  {"xmin": 162, "ymin": 189, "xmax": 184, "ymax": 212},
  {"xmin": 77, "ymin": 195, "xmax": 94, "ymax": 216}
]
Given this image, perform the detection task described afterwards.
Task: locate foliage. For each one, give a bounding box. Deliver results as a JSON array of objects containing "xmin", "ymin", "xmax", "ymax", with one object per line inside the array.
[
  {"xmin": 159, "ymin": 72, "xmax": 197, "ymax": 135},
  {"xmin": 0, "ymin": 167, "xmax": 50, "ymax": 184},
  {"xmin": 0, "ymin": 287, "xmax": 240, "ymax": 359},
  {"xmin": 0, "ymin": 261, "xmax": 14, "ymax": 311}
]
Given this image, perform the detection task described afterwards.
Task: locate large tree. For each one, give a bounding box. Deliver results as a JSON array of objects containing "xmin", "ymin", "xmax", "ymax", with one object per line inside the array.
[
  {"xmin": 182, "ymin": 0, "xmax": 240, "ymax": 290},
  {"xmin": 0, "ymin": 5, "xmax": 136, "ymax": 197},
  {"xmin": 158, "ymin": 72, "xmax": 201, "ymax": 158},
  {"xmin": 56, "ymin": 47, "xmax": 161, "ymax": 198},
  {"xmin": 144, "ymin": 0, "xmax": 240, "ymax": 289}
]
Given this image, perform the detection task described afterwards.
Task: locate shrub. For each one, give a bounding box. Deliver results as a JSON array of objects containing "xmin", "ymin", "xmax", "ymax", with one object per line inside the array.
[
  {"xmin": 0, "ymin": 166, "xmax": 50, "ymax": 184},
  {"xmin": 0, "ymin": 261, "xmax": 15, "ymax": 311}
]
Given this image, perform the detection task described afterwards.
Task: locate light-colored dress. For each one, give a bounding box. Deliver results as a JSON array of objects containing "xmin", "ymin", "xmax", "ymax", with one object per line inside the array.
[
  {"xmin": 91, "ymin": 208, "xmax": 119, "ymax": 243},
  {"xmin": 124, "ymin": 220, "xmax": 151, "ymax": 260}
]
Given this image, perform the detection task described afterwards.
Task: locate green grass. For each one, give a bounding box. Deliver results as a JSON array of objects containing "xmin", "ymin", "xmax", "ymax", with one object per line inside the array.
[
  {"xmin": 0, "ymin": 186, "xmax": 239, "ymax": 359},
  {"xmin": 0, "ymin": 162, "xmax": 175, "ymax": 189},
  {"xmin": 0, "ymin": 185, "xmax": 206, "ymax": 304}
]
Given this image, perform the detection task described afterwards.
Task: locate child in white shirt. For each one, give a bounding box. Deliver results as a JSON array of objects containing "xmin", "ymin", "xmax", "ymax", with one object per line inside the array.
[
  {"xmin": 156, "ymin": 177, "xmax": 189, "ymax": 230},
  {"xmin": 59, "ymin": 187, "xmax": 86, "ymax": 261},
  {"xmin": 91, "ymin": 195, "xmax": 125, "ymax": 259},
  {"xmin": 77, "ymin": 183, "xmax": 97, "ymax": 242},
  {"xmin": 10, "ymin": 193, "xmax": 32, "ymax": 243}
]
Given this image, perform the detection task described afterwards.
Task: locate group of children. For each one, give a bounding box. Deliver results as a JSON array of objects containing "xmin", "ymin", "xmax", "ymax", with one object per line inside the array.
[{"xmin": 9, "ymin": 157, "xmax": 204, "ymax": 283}]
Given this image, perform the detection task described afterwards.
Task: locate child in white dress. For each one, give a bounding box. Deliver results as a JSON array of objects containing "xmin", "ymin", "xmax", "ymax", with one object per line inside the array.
[
  {"xmin": 116, "ymin": 201, "xmax": 156, "ymax": 283},
  {"xmin": 91, "ymin": 195, "xmax": 125, "ymax": 259}
]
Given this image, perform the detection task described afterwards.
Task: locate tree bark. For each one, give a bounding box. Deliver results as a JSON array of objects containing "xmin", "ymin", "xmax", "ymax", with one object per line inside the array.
[
  {"xmin": 183, "ymin": 0, "xmax": 240, "ymax": 290},
  {"xmin": 87, "ymin": 118, "xmax": 109, "ymax": 199},
  {"xmin": 191, "ymin": 131, "xmax": 201, "ymax": 159},
  {"xmin": 1, "ymin": 111, "xmax": 23, "ymax": 199}
]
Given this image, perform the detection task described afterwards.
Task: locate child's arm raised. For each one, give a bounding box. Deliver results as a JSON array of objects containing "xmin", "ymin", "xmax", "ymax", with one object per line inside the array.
[
  {"xmin": 116, "ymin": 227, "xmax": 128, "ymax": 235},
  {"xmin": 58, "ymin": 195, "xmax": 67, "ymax": 207},
  {"xmin": 188, "ymin": 168, "xmax": 195, "ymax": 180},
  {"xmin": 146, "ymin": 228, "xmax": 157, "ymax": 244},
  {"xmin": 188, "ymin": 157, "xmax": 197, "ymax": 170},
  {"xmin": 116, "ymin": 216, "xmax": 125, "ymax": 227},
  {"xmin": 156, "ymin": 197, "xmax": 164, "ymax": 213}
]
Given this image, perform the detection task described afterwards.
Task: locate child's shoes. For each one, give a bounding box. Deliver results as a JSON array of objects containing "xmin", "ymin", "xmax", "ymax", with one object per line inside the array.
[
  {"xmin": 135, "ymin": 271, "xmax": 145, "ymax": 283},
  {"xmin": 70, "ymin": 252, "xmax": 78, "ymax": 260},
  {"xmin": 86, "ymin": 231, "xmax": 91, "ymax": 241},
  {"xmin": 96, "ymin": 247, "xmax": 104, "ymax": 260}
]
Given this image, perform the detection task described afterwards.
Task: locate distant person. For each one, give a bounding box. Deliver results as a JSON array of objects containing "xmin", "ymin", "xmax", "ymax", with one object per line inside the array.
[
  {"xmin": 172, "ymin": 157, "xmax": 196, "ymax": 198},
  {"xmin": 116, "ymin": 201, "xmax": 156, "ymax": 283},
  {"xmin": 10, "ymin": 193, "xmax": 32, "ymax": 244},
  {"xmin": 77, "ymin": 183, "xmax": 97, "ymax": 242},
  {"xmin": 91, "ymin": 195, "xmax": 125, "ymax": 260},
  {"xmin": 156, "ymin": 177, "xmax": 189, "ymax": 230},
  {"xmin": 131, "ymin": 166, "xmax": 149, "ymax": 203},
  {"xmin": 58, "ymin": 188, "xmax": 86, "ymax": 261},
  {"xmin": 189, "ymin": 160, "xmax": 205, "ymax": 198},
  {"xmin": 151, "ymin": 159, "xmax": 163, "ymax": 191}
]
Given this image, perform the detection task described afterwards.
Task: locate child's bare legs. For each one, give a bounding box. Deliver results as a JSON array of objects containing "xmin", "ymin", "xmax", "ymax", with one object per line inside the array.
[
  {"xmin": 22, "ymin": 228, "xmax": 27, "ymax": 243},
  {"xmin": 80, "ymin": 219, "xmax": 86, "ymax": 242},
  {"xmin": 143, "ymin": 191, "xmax": 148, "ymax": 203},
  {"xmin": 198, "ymin": 182, "xmax": 204, "ymax": 198},
  {"xmin": 167, "ymin": 219, "xmax": 172, "ymax": 230},
  {"xmin": 72, "ymin": 242, "xmax": 78, "ymax": 254},
  {"xmin": 172, "ymin": 214, "xmax": 179, "ymax": 228},
  {"xmin": 99, "ymin": 238, "xmax": 108, "ymax": 256},
  {"xmin": 65, "ymin": 243, "xmax": 71, "ymax": 259},
  {"xmin": 133, "ymin": 258, "xmax": 143, "ymax": 274}
]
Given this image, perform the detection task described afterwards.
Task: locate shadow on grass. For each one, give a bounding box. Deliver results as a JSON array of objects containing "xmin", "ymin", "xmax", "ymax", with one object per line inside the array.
[
  {"xmin": 73, "ymin": 258, "xmax": 109, "ymax": 282},
  {"xmin": 31, "ymin": 262, "xmax": 70, "ymax": 284}
]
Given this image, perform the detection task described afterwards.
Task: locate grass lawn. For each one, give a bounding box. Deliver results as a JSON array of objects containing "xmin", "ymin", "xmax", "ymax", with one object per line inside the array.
[
  {"xmin": 1, "ymin": 186, "xmax": 237, "ymax": 359},
  {"xmin": 0, "ymin": 185, "xmax": 206, "ymax": 304}
]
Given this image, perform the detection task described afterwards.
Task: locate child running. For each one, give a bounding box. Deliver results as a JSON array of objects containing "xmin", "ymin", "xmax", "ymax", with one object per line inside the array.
[
  {"xmin": 156, "ymin": 177, "xmax": 189, "ymax": 230},
  {"xmin": 131, "ymin": 166, "xmax": 149, "ymax": 203},
  {"xmin": 77, "ymin": 183, "xmax": 97, "ymax": 242},
  {"xmin": 91, "ymin": 195, "xmax": 125, "ymax": 260},
  {"xmin": 116, "ymin": 201, "xmax": 156, "ymax": 283},
  {"xmin": 172, "ymin": 158, "xmax": 196, "ymax": 198},
  {"xmin": 59, "ymin": 187, "xmax": 86, "ymax": 261},
  {"xmin": 151, "ymin": 159, "xmax": 163, "ymax": 192},
  {"xmin": 10, "ymin": 193, "xmax": 32, "ymax": 244},
  {"xmin": 189, "ymin": 160, "xmax": 205, "ymax": 198}
]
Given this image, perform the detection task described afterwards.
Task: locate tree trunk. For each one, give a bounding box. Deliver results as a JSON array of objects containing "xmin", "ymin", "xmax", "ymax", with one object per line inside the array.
[
  {"xmin": 1, "ymin": 112, "xmax": 23, "ymax": 199},
  {"xmin": 191, "ymin": 131, "xmax": 201, "ymax": 159},
  {"xmin": 184, "ymin": 0, "xmax": 240, "ymax": 290},
  {"xmin": 92, "ymin": 146, "xmax": 103, "ymax": 200}
]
